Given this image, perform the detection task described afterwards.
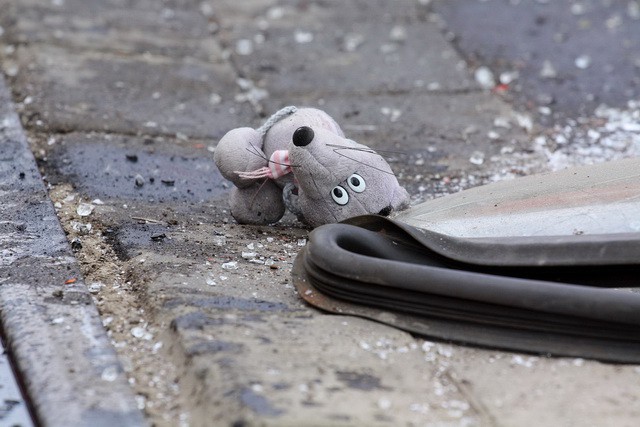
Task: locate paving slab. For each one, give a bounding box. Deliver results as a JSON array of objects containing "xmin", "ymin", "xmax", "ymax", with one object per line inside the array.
[
  {"xmin": 108, "ymin": 222, "xmax": 488, "ymax": 426},
  {"xmin": 0, "ymin": 0, "xmax": 219, "ymax": 61},
  {"xmin": 0, "ymin": 76, "xmax": 145, "ymax": 427},
  {"xmin": 45, "ymin": 132, "xmax": 225, "ymax": 204},
  {"xmin": 449, "ymin": 346, "xmax": 640, "ymax": 427},
  {"xmin": 432, "ymin": 0, "xmax": 640, "ymax": 124},
  {"xmin": 6, "ymin": 44, "xmax": 253, "ymax": 138},
  {"xmin": 217, "ymin": 0, "xmax": 475, "ymax": 96}
]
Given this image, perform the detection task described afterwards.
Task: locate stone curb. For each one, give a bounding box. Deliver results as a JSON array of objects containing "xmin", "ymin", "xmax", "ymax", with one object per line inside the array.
[{"xmin": 0, "ymin": 75, "xmax": 147, "ymax": 427}]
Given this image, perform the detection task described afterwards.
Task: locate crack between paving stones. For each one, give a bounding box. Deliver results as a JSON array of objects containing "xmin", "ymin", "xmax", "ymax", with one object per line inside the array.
[{"xmin": 443, "ymin": 370, "xmax": 500, "ymax": 427}]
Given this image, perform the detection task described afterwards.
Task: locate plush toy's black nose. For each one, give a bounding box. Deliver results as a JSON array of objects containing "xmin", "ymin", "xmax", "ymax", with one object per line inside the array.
[{"xmin": 292, "ymin": 126, "xmax": 314, "ymax": 147}]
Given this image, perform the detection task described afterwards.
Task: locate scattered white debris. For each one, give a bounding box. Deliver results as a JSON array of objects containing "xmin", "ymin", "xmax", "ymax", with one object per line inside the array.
[
  {"xmin": 135, "ymin": 394, "xmax": 146, "ymax": 410},
  {"xmin": 131, "ymin": 326, "xmax": 146, "ymax": 338},
  {"xmin": 514, "ymin": 113, "xmax": 534, "ymax": 133},
  {"xmin": 499, "ymin": 70, "xmax": 518, "ymax": 85},
  {"xmin": 294, "ymin": 30, "xmax": 314, "ymax": 44},
  {"xmin": 436, "ymin": 344, "xmax": 453, "ymax": 358},
  {"xmin": 209, "ymin": 93, "xmax": 222, "ymax": 105},
  {"xmin": 381, "ymin": 107, "xmax": 402, "ymax": 122},
  {"xmin": 629, "ymin": 1, "xmax": 640, "ymax": 19},
  {"xmin": 76, "ymin": 203, "xmax": 94, "ymax": 217},
  {"xmin": 487, "ymin": 130, "xmax": 501, "ymax": 140},
  {"xmin": 469, "ymin": 151, "xmax": 485, "ymax": 165},
  {"xmin": 88, "ymin": 282, "xmax": 103, "ymax": 294},
  {"xmin": 510, "ymin": 354, "xmax": 538, "ymax": 368},
  {"xmin": 570, "ymin": 3, "xmax": 586, "ymax": 15},
  {"xmin": 377, "ymin": 398, "xmax": 392, "ymax": 410},
  {"xmin": 235, "ymin": 39, "xmax": 254, "ymax": 56},
  {"xmin": 199, "ymin": 2, "xmax": 214, "ymax": 17},
  {"xmin": 101, "ymin": 365, "xmax": 119, "ymax": 382},
  {"xmin": 574, "ymin": 54, "xmax": 591, "ymax": 69},
  {"xmin": 493, "ymin": 117, "xmax": 511, "ymax": 129},
  {"xmin": 540, "ymin": 60, "xmax": 557, "ymax": 79},
  {"xmin": 389, "ymin": 25, "xmax": 407, "ymax": 42},
  {"xmin": 540, "ymin": 101, "xmax": 640, "ymax": 170},
  {"xmin": 409, "ymin": 402, "xmax": 430, "ymax": 414},
  {"xmin": 267, "ymin": 6, "xmax": 285, "ymax": 20},
  {"xmin": 474, "ymin": 66, "xmax": 495, "ymax": 89},
  {"xmin": 235, "ymin": 78, "xmax": 269, "ymax": 105},
  {"xmin": 421, "ymin": 341, "xmax": 435, "ymax": 353},
  {"xmin": 343, "ymin": 33, "xmax": 365, "ymax": 52},
  {"xmin": 221, "ymin": 261, "xmax": 238, "ymax": 270}
]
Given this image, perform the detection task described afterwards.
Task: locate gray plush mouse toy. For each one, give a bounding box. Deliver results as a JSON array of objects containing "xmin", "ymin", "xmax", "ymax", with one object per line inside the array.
[{"xmin": 214, "ymin": 106, "xmax": 409, "ymax": 227}]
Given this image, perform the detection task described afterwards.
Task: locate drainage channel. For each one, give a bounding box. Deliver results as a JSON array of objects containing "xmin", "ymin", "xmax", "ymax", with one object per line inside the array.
[{"xmin": 0, "ymin": 334, "xmax": 35, "ymax": 427}]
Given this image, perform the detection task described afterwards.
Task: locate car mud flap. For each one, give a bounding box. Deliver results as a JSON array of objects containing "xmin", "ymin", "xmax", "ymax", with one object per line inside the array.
[{"xmin": 292, "ymin": 159, "xmax": 640, "ymax": 363}]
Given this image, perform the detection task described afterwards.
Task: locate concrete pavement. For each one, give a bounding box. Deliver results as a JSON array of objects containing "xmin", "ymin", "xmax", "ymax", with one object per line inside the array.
[{"xmin": 1, "ymin": 0, "xmax": 639, "ymax": 426}]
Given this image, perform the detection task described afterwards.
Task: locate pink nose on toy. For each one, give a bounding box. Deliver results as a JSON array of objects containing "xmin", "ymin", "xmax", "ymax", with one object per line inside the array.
[{"xmin": 292, "ymin": 126, "xmax": 314, "ymax": 147}]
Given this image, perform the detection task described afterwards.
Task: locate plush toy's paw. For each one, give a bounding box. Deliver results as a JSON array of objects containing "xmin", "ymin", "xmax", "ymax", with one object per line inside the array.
[
  {"xmin": 229, "ymin": 180, "xmax": 285, "ymax": 225},
  {"xmin": 214, "ymin": 127, "xmax": 267, "ymax": 188}
]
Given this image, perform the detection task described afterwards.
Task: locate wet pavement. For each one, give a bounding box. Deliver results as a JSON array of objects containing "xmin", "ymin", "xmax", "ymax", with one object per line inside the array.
[
  {"xmin": 434, "ymin": 0, "xmax": 640, "ymax": 124},
  {"xmin": 0, "ymin": 0, "xmax": 639, "ymax": 426}
]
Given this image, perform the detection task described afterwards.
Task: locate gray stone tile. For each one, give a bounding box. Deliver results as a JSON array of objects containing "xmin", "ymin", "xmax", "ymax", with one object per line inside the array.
[
  {"xmin": 0, "ymin": 0, "xmax": 220, "ymax": 61},
  {"xmin": 45, "ymin": 132, "xmax": 226, "ymax": 204},
  {"xmin": 10, "ymin": 44, "xmax": 254, "ymax": 138},
  {"xmin": 217, "ymin": 0, "xmax": 475, "ymax": 96},
  {"xmin": 134, "ymin": 251, "xmax": 482, "ymax": 425}
]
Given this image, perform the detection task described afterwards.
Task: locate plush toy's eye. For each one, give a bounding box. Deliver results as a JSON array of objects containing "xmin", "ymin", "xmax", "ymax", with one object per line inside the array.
[
  {"xmin": 347, "ymin": 174, "xmax": 366, "ymax": 193},
  {"xmin": 331, "ymin": 185, "xmax": 349, "ymax": 205}
]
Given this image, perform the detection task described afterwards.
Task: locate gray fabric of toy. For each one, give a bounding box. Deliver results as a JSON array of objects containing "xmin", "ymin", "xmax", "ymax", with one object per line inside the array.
[{"xmin": 214, "ymin": 107, "xmax": 410, "ymax": 227}]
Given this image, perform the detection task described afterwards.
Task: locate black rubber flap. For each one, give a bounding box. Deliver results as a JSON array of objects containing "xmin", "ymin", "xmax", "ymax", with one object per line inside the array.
[{"xmin": 292, "ymin": 216, "xmax": 640, "ymax": 363}]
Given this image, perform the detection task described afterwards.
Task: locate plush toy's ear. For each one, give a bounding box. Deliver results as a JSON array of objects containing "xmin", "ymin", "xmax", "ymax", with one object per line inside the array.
[{"xmin": 214, "ymin": 127, "xmax": 266, "ymax": 188}]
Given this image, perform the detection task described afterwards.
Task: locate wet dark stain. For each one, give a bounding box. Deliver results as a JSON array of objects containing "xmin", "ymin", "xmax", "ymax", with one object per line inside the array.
[
  {"xmin": 271, "ymin": 382, "xmax": 291, "ymax": 391},
  {"xmin": 335, "ymin": 371, "xmax": 392, "ymax": 391},
  {"xmin": 164, "ymin": 296, "xmax": 291, "ymax": 312},
  {"xmin": 48, "ymin": 140, "xmax": 228, "ymax": 203},
  {"xmin": 328, "ymin": 413, "xmax": 352, "ymax": 422},
  {"xmin": 239, "ymin": 388, "xmax": 285, "ymax": 417},
  {"xmin": 185, "ymin": 340, "xmax": 244, "ymax": 356},
  {"xmin": 170, "ymin": 312, "xmax": 228, "ymax": 330}
]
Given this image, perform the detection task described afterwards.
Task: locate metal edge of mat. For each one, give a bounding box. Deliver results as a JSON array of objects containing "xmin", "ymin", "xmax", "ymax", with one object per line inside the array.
[
  {"xmin": 292, "ymin": 247, "xmax": 640, "ymax": 364},
  {"xmin": 0, "ymin": 76, "xmax": 147, "ymax": 426}
]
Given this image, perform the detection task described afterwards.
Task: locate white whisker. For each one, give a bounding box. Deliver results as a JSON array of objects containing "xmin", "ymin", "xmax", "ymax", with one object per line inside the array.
[{"xmin": 331, "ymin": 148, "xmax": 395, "ymax": 175}]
